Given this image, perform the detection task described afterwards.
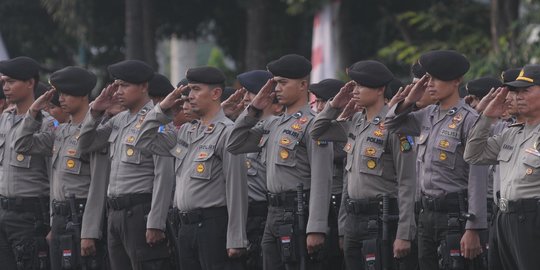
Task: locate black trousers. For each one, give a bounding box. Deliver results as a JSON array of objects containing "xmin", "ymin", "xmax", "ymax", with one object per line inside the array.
[
  {"xmin": 107, "ymin": 203, "xmax": 170, "ymax": 270},
  {"xmin": 494, "ymin": 209, "xmax": 540, "ymax": 270},
  {"xmin": 343, "ymin": 213, "xmax": 416, "ymax": 270},
  {"xmin": 0, "ymin": 208, "xmax": 49, "ymax": 270},
  {"xmin": 245, "ymin": 202, "xmax": 268, "ymax": 270},
  {"xmin": 50, "ymin": 214, "xmax": 108, "ymax": 270},
  {"xmin": 321, "ymin": 202, "xmax": 344, "ymax": 270},
  {"xmin": 177, "ymin": 207, "xmax": 240, "ymax": 270}
]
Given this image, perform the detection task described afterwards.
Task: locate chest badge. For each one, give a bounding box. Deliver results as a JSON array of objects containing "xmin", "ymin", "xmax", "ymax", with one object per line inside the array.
[
  {"xmin": 279, "ymin": 149, "xmax": 289, "ymax": 160},
  {"xmin": 367, "ymin": 159, "xmax": 377, "ymax": 169},
  {"xmin": 196, "ymin": 163, "xmax": 205, "ymax": 173},
  {"xmin": 66, "ymin": 159, "xmax": 76, "ymax": 168},
  {"xmin": 365, "ymin": 147, "xmax": 376, "ymax": 157},
  {"xmin": 439, "ymin": 140, "xmax": 450, "ymax": 149},
  {"xmin": 439, "ymin": 151, "xmax": 447, "ymax": 161},
  {"xmin": 126, "ymin": 148, "xmax": 135, "ymax": 156},
  {"xmin": 16, "ymin": 154, "xmax": 24, "ymax": 162},
  {"xmin": 126, "ymin": 136, "xmax": 135, "ymax": 143}
]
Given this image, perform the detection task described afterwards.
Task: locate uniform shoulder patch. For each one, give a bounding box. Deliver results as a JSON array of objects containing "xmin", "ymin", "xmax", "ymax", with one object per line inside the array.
[{"xmin": 398, "ymin": 134, "xmax": 414, "ymax": 152}]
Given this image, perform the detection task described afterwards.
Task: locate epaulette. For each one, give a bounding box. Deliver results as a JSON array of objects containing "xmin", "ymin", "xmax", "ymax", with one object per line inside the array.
[{"xmin": 508, "ymin": 122, "xmax": 524, "ymax": 128}]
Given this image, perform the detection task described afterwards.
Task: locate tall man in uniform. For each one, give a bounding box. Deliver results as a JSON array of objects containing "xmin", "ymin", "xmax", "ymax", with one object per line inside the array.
[
  {"xmin": 12, "ymin": 66, "xmax": 109, "ymax": 269},
  {"xmin": 0, "ymin": 56, "xmax": 55, "ymax": 269},
  {"xmin": 76, "ymin": 60, "xmax": 174, "ymax": 270},
  {"xmin": 227, "ymin": 54, "xmax": 334, "ymax": 270},
  {"xmin": 133, "ymin": 66, "xmax": 249, "ymax": 270},
  {"xmin": 384, "ymin": 50, "xmax": 487, "ymax": 269},
  {"xmin": 463, "ymin": 64, "xmax": 540, "ymax": 270},
  {"xmin": 310, "ymin": 61, "xmax": 416, "ymax": 270}
]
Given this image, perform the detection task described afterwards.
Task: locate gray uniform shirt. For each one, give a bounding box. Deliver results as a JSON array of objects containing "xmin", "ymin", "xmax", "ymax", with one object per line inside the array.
[
  {"xmin": 0, "ymin": 109, "xmax": 53, "ymax": 198},
  {"xmin": 227, "ymin": 104, "xmax": 334, "ymax": 234},
  {"xmin": 77, "ymin": 101, "xmax": 174, "ymax": 231},
  {"xmin": 464, "ymin": 115, "xmax": 540, "ymax": 200},
  {"xmin": 385, "ymin": 100, "xmax": 487, "ymax": 229},
  {"xmin": 133, "ymin": 105, "xmax": 248, "ymax": 249},
  {"xmin": 246, "ymin": 121, "xmax": 269, "ymax": 202},
  {"xmin": 310, "ymin": 103, "xmax": 416, "ymax": 240}
]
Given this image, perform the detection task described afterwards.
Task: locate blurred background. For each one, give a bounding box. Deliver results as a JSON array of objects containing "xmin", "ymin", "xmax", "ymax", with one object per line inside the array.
[{"xmin": 1, "ymin": 0, "xmax": 539, "ymax": 95}]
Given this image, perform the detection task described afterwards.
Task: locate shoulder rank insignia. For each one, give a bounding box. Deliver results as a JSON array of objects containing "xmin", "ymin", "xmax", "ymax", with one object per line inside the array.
[{"xmin": 508, "ymin": 122, "xmax": 524, "ymax": 128}]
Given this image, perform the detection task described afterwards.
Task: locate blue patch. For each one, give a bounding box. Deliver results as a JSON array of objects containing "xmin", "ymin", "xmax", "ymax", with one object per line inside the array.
[{"xmin": 158, "ymin": 125, "xmax": 165, "ymax": 133}]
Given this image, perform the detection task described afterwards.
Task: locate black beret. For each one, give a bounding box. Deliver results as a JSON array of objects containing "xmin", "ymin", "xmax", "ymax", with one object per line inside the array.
[
  {"xmin": 419, "ymin": 50, "xmax": 470, "ymax": 81},
  {"xmin": 237, "ymin": 70, "xmax": 273, "ymax": 94},
  {"xmin": 267, "ymin": 54, "xmax": 312, "ymax": 79},
  {"xmin": 148, "ymin": 73, "xmax": 174, "ymax": 98},
  {"xmin": 458, "ymin": 85, "xmax": 468, "ymax": 98},
  {"xmin": 176, "ymin": 78, "xmax": 189, "ymax": 88},
  {"xmin": 0, "ymin": 56, "xmax": 40, "ymax": 81},
  {"xmin": 221, "ymin": 87, "xmax": 235, "ymax": 102},
  {"xmin": 466, "ymin": 77, "xmax": 502, "ymax": 98},
  {"xmin": 411, "ymin": 62, "xmax": 426, "ymax": 79},
  {"xmin": 505, "ymin": 64, "xmax": 540, "ymax": 88},
  {"xmin": 49, "ymin": 66, "xmax": 97, "ymax": 96},
  {"xmin": 500, "ymin": 68, "xmax": 521, "ymax": 83},
  {"xmin": 347, "ymin": 60, "xmax": 394, "ymax": 88},
  {"xmin": 107, "ymin": 60, "xmax": 154, "ymax": 84},
  {"xmin": 309, "ymin": 79, "xmax": 344, "ymax": 101},
  {"xmin": 35, "ymin": 82, "xmax": 50, "ymax": 99},
  {"xmin": 384, "ymin": 78, "xmax": 404, "ymax": 100},
  {"xmin": 186, "ymin": 66, "xmax": 226, "ymax": 85},
  {"xmin": 50, "ymin": 90, "xmax": 61, "ymax": 107}
]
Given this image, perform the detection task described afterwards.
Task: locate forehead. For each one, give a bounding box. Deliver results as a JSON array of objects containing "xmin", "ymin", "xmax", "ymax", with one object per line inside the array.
[
  {"xmin": 1, "ymin": 75, "xmax": 17, "ymax": 81},
  {"xmin": 187, "ymin": 83, "xmax": 209, "ymax": 89}
]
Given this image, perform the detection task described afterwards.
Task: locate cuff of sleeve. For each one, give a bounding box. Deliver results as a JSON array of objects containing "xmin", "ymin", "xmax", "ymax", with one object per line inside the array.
[
  {"xmin": 306, "ymin": 221, "xmax": 328, "ymax": 235},
  {"xmin": 465, "ymin": 219, "xmax": 487, "ymax": 230},
  {"xmin": 25, "ymin": 113, "xmax": 42, "ymax": 129},
  {"xmin": 155, "ymin": 104, "xmax": 174, "ymax": 123},
  {"xmin": 396, "ymin": 224, "xmax": 415, "ymax": 241},
  {"xmin": 226, "ymin": 239, "xmax": 248, "ymax": 249},
  {"xmin": 146, "ymin": 220, "xmax": 166, "ymax": 232},
  {"xmin": 81, "ymin": 228, "xmax": 101, "ymax": 239},
  {"xmin": 478, "ymin": 114, "xmax": 497, "ymax": 129}
]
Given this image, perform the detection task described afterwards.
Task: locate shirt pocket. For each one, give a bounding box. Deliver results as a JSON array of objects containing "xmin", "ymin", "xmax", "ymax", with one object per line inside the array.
[
  {"xmin": 275, "ymin": 138, "xmax": 298, "ymax": 168},
  {"xmin": 344, "ymin": 138, "xmax": 355, "ymax": 172},
  {"xmin": 416, "ymin": 132, "xmax": 429, "ymax": 162},
  {"xmin": 10, "ymin": 151, "xmax": 31, "ymax": 168},
  {"xmin": 107, "ymin": 129, "xmax": 120, "ymax": 158},
  {"xmin": 170, "ymin": 144, "xmax": 188, "ymax": 173},
  {"xmin": 246, "ymin": 157, "xmax": 258, "ymax": 176},
  {"xmin": 522, "ymin": 153, "xmax": 540, "ymax": 181},
  {"xmin": 358, "ymin": 145, "xmax": 384, "ymax": 176},
  {"xmin": 497, "ymin": 149, "xmax": 513, "ymax": 163},
  {"xmin": 258, "ymin": 134, "xmax": 269, "ymax": 164},
  {"xmin": 120, "ymin": 144, "xmax": 141, "ymax": 165},
  {"xmin": 432, "ymin": 137, "xmax": 460, "ymax": 169},
  {"xmin": 190, "ymin": 150, "xmax": 216, "ymax": 180}
]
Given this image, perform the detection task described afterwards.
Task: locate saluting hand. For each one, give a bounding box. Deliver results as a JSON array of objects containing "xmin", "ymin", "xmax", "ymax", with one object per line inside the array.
[
  {"xmin": 251, "ymin": 79, "xmax": 277, "ymax": 110},
  {"xmin": 400, "ymin": 74, "xmax": 429, "ymax": 110},
  {"xmin": 388, "ymin": 84, "xmax": 411, "ymax": 108},
  {"xmin": 337, "ymin": 100, "xmax": 362, "ymax": 121},
  {"xmin": 474, "ymin": 88, "xmax": 498, "ymax": 113},
  {"xmin": 482, "ymin": 87, "xmax": 509, "ymax": 118},
  {"xmin": 91, "ymin": 83, "xmax": 119, "ymax": 113},
  {"xmin": 160, "ymin": 85, "xmax": 188, "ymax": 111},
  {"xmin": 29, "ymin": 89, "xmax": 55, "ymax": 118},
  {"xmin": 221, "ymin": 88, "xmax": 247, "ymax": 119},
  {"xmin": 330, "ymin": 81, "xmax": 355, "ymax": 110}
]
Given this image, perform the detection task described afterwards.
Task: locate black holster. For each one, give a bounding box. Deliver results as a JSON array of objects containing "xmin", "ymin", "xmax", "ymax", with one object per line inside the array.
[{"xmin": 278, "ymin": 223, "xmax": 298, "ymax": 264}]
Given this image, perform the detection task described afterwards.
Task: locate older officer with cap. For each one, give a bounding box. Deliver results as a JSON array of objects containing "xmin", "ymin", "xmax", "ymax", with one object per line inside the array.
[
  {"xmin": 0, "ymin": 56, "xmax": 56, "ymax": 269},
  {"xmin": 235, "ymin": 69, "xmax": 281, "ymax": 270},
  {"xmin": 133, "ymin": 66, "xmax": 248, "ymax": 270},
  {"xmin": 463, "ymin": 64, "xmax": 540, "ymax": 270},
  {"xmin": 311, "ymin": 60, "xmax": 417, "ymax": 270},
  {"xmin": 385, "ymin": 50, "xmax": 488, "ymax": 270},
  {"xmin": 12, "ymin": 66, "xmax": 109, "ymax": 269},
  {"xmin": 76, "ymin": 60, "xmax": 174, "ymax": 270},
  {"xmin": 227, "ymin": 54, "xmax": 334, "ymax": 270}
]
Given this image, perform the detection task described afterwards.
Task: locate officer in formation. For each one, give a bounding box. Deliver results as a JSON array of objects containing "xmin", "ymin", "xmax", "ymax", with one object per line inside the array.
[{"xmin": 0, "ymin": 49, "xmax": 537, "ymax": 270}]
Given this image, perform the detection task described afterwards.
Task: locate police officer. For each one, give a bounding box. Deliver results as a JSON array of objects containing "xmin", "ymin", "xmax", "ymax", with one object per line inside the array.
[
  {"xmin": 464, "ymin": 77, "xmax": 502, "ymax": 110},
  {"xmin": 77, "ymin": 60, "xmax": 174, "ymax": 270},
  {"xmin": 385, "ymin": 50, "xmax": 488, "ymax": 270},
  {"xmin": 134, "ymin": 66, "xmax": 249, "ymax": 270},
  {"xmin": 12, "ymin": 66, "xmax": 109, "ymax": 269},
  {"xmin": 310, "ymin": 61, "xmax": 416, "ymax": 270},
  {"xmin": 463, "ymin": 64, "xmax": 540, "ymax": 270},
  {"xmin": 148, "ymin": 72, "xmax": 175, "ymax": 105},
  {"xmin": 309, "ymin": 78, "xmax": 347, "ymax": 270},
  {"xmin": 236, "ymin": 70, "xmax": 280, "ymax": 270},
  {"xmin": 227, "ymin": 54, "xmax": 334, "ymax": 270},
  {"xmin": 0, "ymin": 56, "xmax": 54, "ymax": 269}
]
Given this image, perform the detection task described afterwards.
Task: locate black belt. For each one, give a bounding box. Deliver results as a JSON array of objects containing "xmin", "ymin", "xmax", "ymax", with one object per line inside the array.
[
  {"xmin": 107, "ymin": 193, "xmax": 152, "ymax": 210},
  {"xmin": 248, "ymin": 201, "xmax": 268, "ymax": 217},
  {"xmin": 421, "ymin": 191, "xmax": 466, "ymax": 213},
  {"xmin": 266, "ymin": 191, "xmax": 309, "ymax": 208},
  {"xmin": 178, "ymin": 206, "xmax": 227, "ymax": 225},
  {"xmin": 52, "ymin": 198, "xmax": 87, "ymax": 216},
  {"xmin": 0, "ymin": 196, "xmax": 49, "ymax": 213},
  {"xmin": 498, "ymin": 198, "xmax": 540, "ymax": 213},
  {"xmin": 345, "ymin": 197, "xmax": 398, "ymax": 216}
]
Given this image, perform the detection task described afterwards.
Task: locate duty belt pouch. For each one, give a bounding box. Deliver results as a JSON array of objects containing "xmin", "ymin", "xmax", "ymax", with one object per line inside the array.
[
  {"xmin": 60, "ymin": 234, "xmax": 77, "ymax": 270},
  {"xmin": 362, "ymin": 218, "xmax": 381, "ymax": 270},
  {"xmin": 278, "ymin": 223, "xmax": 297, "ymax": 263},
  {"xmin": 438, "ymin": 232, "xmax": 464, "ymax": 270}
]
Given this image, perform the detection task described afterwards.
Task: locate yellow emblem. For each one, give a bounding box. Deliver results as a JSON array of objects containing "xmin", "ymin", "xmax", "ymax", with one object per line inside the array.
[
  {"xmin": 67, "ymin": 149, "xmax": 77, "ymax": 156},
  {"xmin": 367, "ymin": 159, "xmax": 377, "ymax": 169},
  {"xmin": 127, "ymin": 136, "xmax": 135, "ymax": 143},
  {"xmin": 439, "ymin": 140, "xmax": 450, "ymax": 149},
  {"xmin": 299, "ymin": 116, "xmax": 308, "ymax": 124},
  {"xmin": 291, "ymin": 123, "xmax": 302, "ymax": 131},
  {"xmin": 16, "ymin": 154, "xmax": 24, "ymax": 162},
  {"xmin": 206, "ymin": 124, "xmax": 215, "ymax": 132},
  {"xmin": 280, "ymin": 137, "xmax": 291, "ymax": 145},
  {"xmin": 526, "ymin": 168, "xmax": 533, "ymax": 175},
  {"xmin": 453, "ymin": 113, "xmax": 463, "ymax": 122},
  {"xmin": 279, "ymin": 149, "xmax": 289, "ymax": 160},
  {"xmin": 439, "ymin": 151, "xmax": 447, "ymax": 161},
  {"xmin": 198, "ymin": 152, "xmax": 208, "ymax": 159},
  {"xmin": 66, "ymin": 159, "xmax": 75, "ymax": 168},
  {"xmin": 126, "ymin": 148, "xmax": 134, "ymax": 156},
  {"xmin": 365, "ymin": 147, "xmax": 376, "ymax": 157},
  {"xmin": 175, "ymin": 147, "xmax": 181, "ymax": 154},
  {"xmin": 196, "ymin": 163, "xmax": 205, "ymax": 173},
  {"xmin": 374, "ymin": 129, "xmax": 384, "ymax": 137},
  {"xmin": 448, "ymin": 123, "xmax": 457, "ymax": 129},
  {"xmin": 135, "ymin": 123, "xmax": 142, "ymax": 129},
  {"xmin": 246, "ymin": 161, "xmax": 252, "ymax": 169}
]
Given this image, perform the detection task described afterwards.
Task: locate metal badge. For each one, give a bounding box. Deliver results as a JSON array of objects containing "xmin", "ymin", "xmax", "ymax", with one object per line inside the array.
[
  {"xmin": 499, "ymin": 198, "xmax": 508, "ymax": 213},
  {"xmin": 279, "ymin": 149, "xmax": 289, "ymax": 160},
  {"xmin": 66, "ymin": 159, "xmax": 76, "ymax": 169},
  {"xmin": 16, "ymin": 154, "xmax": 24, "ymax": 162},
  {"xmin": 196, "ymin": 163, "xmax": 205, "ymax": 173},
  {"xmin": 126, "ymin": 148, "xmax": 134, "ymax": 156},
  {"xmin": 367, "ymin": 159, "xmax": 377, "ymax": 169}
]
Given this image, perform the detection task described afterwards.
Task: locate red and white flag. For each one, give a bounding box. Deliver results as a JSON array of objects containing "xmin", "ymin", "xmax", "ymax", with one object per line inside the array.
[{"xmin": 310, "ymin": 0, "xmax": 341, "ymax": 84}]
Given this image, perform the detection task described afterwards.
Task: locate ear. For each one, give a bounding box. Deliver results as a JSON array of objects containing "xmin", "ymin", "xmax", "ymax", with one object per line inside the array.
[
  {"xmin": 141, "ymin": 82, "xmax": 149, "ymax": 93},
  {"xmin": 27, "ymin": 78, "xmax": 36, "ymax": 90},
  {"xmin": 211, "ymin": 87, "xmax": 223, "ymax": 101},
  {"xmin": 455, "ymin": 77, "xmax": 463, "ymax": 87}
]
